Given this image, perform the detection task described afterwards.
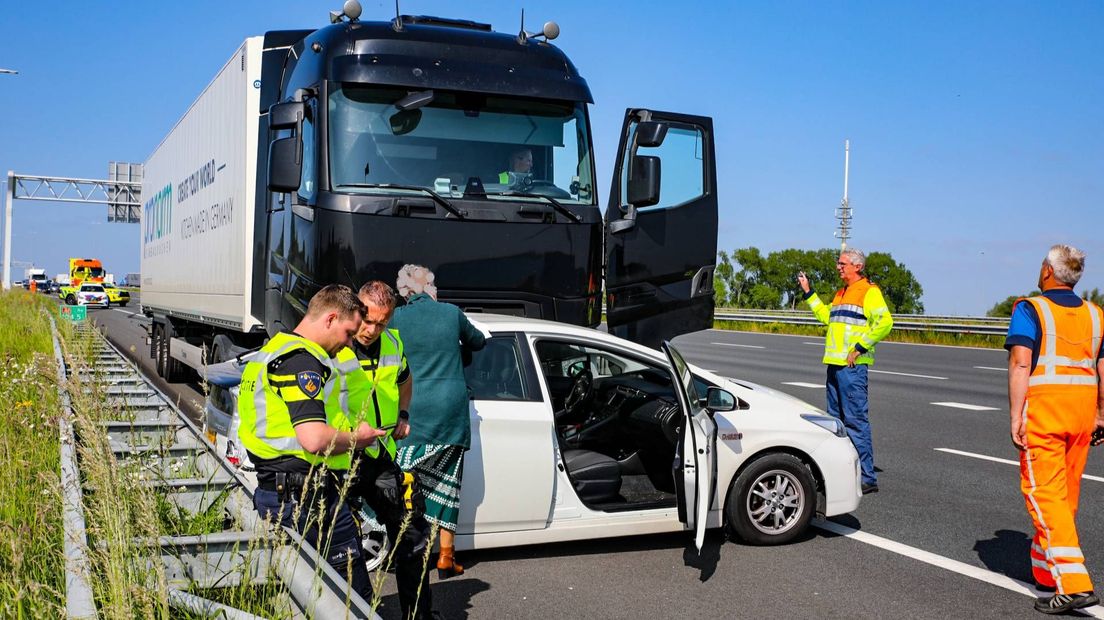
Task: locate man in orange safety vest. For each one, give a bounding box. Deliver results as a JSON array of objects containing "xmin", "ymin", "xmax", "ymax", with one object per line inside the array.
[{"xmin": 1006, "ymin": 244, "xmax": 1104, "ymax": 614}]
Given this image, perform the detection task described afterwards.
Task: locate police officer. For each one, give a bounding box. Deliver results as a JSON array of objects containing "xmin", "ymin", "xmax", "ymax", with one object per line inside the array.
[
  {"xmin": 329, "ymin": 280, "xmax": 436, "ymax": 619},
  {"xmin": 237, "ymin": 284, "xmax": 385, "ymax": 601}
]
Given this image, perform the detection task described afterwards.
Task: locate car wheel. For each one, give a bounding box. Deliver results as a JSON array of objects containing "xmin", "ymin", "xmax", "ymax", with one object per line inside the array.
[
  {"xmin": 725, "ymin": 453, "xmax": 815, "ymax": 546},
  {"xmin": 120, "ymin": 302, "xmax": 128, "ymax": 307},
  {"xmin": 66, "ymin": 294, "xmax": 76, "ymax": 305}
]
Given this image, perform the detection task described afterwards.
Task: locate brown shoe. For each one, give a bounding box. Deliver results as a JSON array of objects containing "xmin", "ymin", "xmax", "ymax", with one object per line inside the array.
[{"xmin": 436, "ymin": 545, "xmax": 465, "ymax": 579}]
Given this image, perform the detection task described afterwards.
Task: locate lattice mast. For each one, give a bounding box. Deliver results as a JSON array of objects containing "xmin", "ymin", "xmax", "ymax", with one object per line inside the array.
[{"xmin": 834, "ymin": 140, "xmax": 852, "ymax": 250}]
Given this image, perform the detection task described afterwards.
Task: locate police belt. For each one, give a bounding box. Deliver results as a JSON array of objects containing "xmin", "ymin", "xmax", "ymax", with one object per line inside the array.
[{"xmin": 258, "ymin": 471, "xmax": 344, "ymax": 500}]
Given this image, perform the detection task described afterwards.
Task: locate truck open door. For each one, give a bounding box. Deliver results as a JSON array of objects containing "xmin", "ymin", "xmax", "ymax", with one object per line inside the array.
[{"xmin": 604, "ymin": 109, "xmax": 718, "ymax": 349}]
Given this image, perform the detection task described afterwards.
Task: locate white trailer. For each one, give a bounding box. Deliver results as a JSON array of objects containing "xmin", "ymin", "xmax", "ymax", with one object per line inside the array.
[
  {"xmin": 140, "ymin": 38, "xmax": 263, "ymax": 380},
  {"xmin": 141, "ymin": 38, "xmax": 262, "ymax": 332}
]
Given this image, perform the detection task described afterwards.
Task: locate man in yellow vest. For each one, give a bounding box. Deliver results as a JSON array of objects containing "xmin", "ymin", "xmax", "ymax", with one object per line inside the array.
[
  {"xmin": 238, "ymin": 284, "xmax": 386, "ymax": 601},
  {"xmin": 328, "ymin": 280, "xmax": 434, "ymax": 619},
  {"xmin": 498, "ymin": 147, "xmax": 533, "ymax": 185},
  {"xmin": 798, "ymin": 247, "xmax": 893, "ymax": 495},
  {"xmin": 1006, "ymin": 245, "xmax": 1104, "ymax": 614}
]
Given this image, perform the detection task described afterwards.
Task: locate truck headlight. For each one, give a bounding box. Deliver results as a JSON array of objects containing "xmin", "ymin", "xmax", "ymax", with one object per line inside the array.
[{"xmin": 800, "ymin": 413, "xmax": 847, "ymax": 438}]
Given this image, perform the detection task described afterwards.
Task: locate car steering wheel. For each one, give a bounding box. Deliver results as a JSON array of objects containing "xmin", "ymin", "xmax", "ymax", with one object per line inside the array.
[{"xmin": 561, "ymin": 362, "xmax": 594, "ymax": 421}]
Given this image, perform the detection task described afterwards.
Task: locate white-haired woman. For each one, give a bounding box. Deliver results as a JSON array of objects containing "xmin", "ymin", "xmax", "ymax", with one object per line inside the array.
[{"xmin": 391, "ymin": 264, "xmax": 486, "ymax": 578}]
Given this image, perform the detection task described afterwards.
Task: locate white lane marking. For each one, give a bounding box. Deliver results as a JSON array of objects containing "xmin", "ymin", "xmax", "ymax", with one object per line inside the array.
[
  {"xmin": 931, "ymin": 402, "xmax": 1000, "ymax": 411},
  {"xmin": 113, "ymin": 308, "xmax": 148, "ymax": 320},
  {"xmin": 711, "ymin": 342, "xmax": 765, "ymax": 349},
  {"xmin": 869, "ymin": 369, "xmax": 947, "ymax": 380},
  {"xmin": 974, "ymin": 366, "xmax": 1005, "ymax": 371},
  {"xmin": 813, "ymin": 519, "xmax": 1104, "ymax": 617},
  {"xmin": 782, "ymin": 381, "xmax": 823, "ymax": 389},
  {"xmin": 803, "ymin": 342, "xmax": 822, "ymax": 346},
  {"xmin": 935, "ymin": 448, "xmax": 1104, "ymax": 483}
]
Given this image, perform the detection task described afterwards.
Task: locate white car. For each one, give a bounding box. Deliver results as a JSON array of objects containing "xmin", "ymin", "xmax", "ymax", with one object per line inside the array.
[
  {"xmin": 76, "ymin": 284, "xmax": 109, "ymax": 308},
  {"xmin": 208, "ymin": 314, "xmax": 861, "ymax": 555}
]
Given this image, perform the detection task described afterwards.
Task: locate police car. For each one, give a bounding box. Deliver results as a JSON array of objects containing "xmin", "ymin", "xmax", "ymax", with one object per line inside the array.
[{"xmin": 206, "ymin": 315, "xmax": 861, "ymax": 557}]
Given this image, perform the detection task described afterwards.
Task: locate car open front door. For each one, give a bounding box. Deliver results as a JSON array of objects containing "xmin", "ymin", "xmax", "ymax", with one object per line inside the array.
[
  {"xmin": 662, "ymin": 341, "xmax": 717, "ymax": 552},
  {"xmin": 605, "ymin": 109, "xmax": 718, "ymax": 349}
]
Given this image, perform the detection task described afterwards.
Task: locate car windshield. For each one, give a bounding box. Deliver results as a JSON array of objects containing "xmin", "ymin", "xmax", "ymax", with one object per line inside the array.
[{"xmin": 328, "ymin": 85, "xmax": 595, "ymax": 205}]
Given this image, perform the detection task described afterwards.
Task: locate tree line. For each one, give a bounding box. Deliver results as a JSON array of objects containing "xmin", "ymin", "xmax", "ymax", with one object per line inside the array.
[
  {"xmin": 714, "ymin": 247, "xmax": 925, "ymax": 314},
  {"xmin": 987, "ymin": 288, "xmax": 1104, "ymax": 317}
]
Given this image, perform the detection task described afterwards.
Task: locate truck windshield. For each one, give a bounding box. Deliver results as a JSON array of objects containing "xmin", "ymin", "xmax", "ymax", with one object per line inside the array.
[{"xmin": 328, "ymin": 85, "xmax": 595, "ymax": 206}]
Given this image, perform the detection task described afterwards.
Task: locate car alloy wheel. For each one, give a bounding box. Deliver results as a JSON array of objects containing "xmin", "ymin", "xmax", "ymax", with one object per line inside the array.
[{"xmin": 726, "ymin": 452, "xmax": 816, "ymax": 545}]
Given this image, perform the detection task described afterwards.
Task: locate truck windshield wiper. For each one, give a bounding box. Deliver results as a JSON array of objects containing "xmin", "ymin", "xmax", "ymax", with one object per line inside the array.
[
  {"xmin": 335, "ymin": 183, "xmax": 465, "ymax": 219},
  {"xmin": 495, "ymin": 191, "xmax": 581, "ymax": 223}
]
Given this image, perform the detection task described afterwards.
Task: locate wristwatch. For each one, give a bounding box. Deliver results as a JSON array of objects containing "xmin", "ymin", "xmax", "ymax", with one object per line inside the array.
[{"xmin": 399, "ymin": 409, "xmax": 410, "ymax": 421}]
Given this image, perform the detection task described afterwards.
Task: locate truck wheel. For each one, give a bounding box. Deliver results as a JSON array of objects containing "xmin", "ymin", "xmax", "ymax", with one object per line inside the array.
[
  {"xmin": 725, "ymin": 453, "xmax": 815, "ymax": 546},
  {"xmin": 154, "ymin": 322, "xmax": 186, "ymax": 383}
]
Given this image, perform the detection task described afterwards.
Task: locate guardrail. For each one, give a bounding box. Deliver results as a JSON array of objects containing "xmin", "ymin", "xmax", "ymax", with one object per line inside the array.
[{"xmin": 713, "ymin": 308, "xmax": 1010, "ymax": 336}]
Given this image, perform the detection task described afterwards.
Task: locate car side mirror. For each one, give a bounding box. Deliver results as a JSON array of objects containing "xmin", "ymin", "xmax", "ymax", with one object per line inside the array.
[
  {"xmin": 626, "ymin": 155, "xmax": 661, "ymax": 208},
  {"xmin": 699, "ymin": 386, "xmax": 737, "ymax": 412}
]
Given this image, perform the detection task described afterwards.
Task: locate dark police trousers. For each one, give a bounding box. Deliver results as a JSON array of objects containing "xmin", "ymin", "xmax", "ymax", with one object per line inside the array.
[
  {"xmin": 253, "ymin": 473, "xmax": 371, "ymax": 602},
  {"xmin": 352, "ymin": 452, "xmax": 435, "ymax": 620}
]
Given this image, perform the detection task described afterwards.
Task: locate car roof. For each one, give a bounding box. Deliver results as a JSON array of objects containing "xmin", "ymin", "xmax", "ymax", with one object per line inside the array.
[{"xmin": 463, "ymin": 313, "xmax": 663, "ymax": 358}]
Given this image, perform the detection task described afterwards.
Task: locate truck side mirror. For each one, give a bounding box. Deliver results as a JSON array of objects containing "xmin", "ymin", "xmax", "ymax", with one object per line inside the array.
[
  {"xmin": 636, "ymin": 121, "xmax": 668, "ymax": 148},
  {"xmin": 626, "ymin": 155, "xmax": 661, "ymax": 208},
  {"xmin": 267, "ymin": 101, "xmax": 305, "ymax": 193},
  {"xmin": 268, "ymin": 137, "xmax": 302, "ymax": 193}
]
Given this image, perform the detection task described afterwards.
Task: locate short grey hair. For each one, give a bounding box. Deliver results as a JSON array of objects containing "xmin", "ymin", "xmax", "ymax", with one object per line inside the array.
[
  {"xmin": 1046, "ymin": 244, "xmax": 1086, "ymax": 287},
  {"xmin": 840, "ymin": 248, "xmax": 866, "ymax": 270},
  {"xmin": 396, "ymin": 264, "xmax": 438, "ymax": 300}
]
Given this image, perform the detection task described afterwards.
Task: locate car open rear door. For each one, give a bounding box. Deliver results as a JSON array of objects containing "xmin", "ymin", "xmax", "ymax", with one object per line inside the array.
[
  {"xmin": 662, "ymin": 341, "xmax": 717, "ymax": 552},
  {"xmin": 605, "ymin": 109, "xmax": 718, "ymax": 349}
]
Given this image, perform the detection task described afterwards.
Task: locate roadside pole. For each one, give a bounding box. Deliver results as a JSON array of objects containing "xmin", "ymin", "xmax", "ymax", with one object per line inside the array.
[{"xmin": 3, "ymin": 173, "xmax": 12, "ymax": 290}]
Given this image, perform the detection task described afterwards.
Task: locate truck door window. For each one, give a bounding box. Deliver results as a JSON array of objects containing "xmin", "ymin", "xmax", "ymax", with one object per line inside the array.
[
  {"xmin": 621, "ymin": 123, "xmax": 705, "ymax": 213},
  {"xmin": 298, "ymin": 101, "xmax": 317, "ymax": 202}
]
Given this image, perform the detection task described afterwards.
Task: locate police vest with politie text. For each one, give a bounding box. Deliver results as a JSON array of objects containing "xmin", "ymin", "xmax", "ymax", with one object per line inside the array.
[
  {"xmin": 237, "ymin": 332, "xmax": 352, "ymax": 471},
  {"xmin": 327, "ymin": 329, "xmax": 408, "ymax": 459}
]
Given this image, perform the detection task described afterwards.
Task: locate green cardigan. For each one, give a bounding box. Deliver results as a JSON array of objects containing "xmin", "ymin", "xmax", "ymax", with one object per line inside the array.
[{"xmin": 390, "ymin": 294, "xmax": 487, "ymax": 448}]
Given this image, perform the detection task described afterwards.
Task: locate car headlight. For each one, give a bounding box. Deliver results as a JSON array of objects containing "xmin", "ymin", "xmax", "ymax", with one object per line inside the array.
[{"xmin": 800, "ymin": 413, "xmax": 847, "ymax": 438}]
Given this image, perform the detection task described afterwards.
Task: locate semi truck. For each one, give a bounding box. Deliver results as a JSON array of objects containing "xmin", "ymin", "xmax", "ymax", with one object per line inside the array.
[
  {"xmin": 140, "ymin": 3, "xmax": 718, "ymax": 386},
  {"xmin": 23, "ymin": 268, "xmax": 47, "ymax": 290}
]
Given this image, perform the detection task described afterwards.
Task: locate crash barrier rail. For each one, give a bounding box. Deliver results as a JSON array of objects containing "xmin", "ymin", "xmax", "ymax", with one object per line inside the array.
[
  {"xmin": 54, "ymin": 319, "xmax": 381, "ymax": 619},
  {"xmin": 712, "ymin": 308, "xmax": 1010, "ymax": 336}
]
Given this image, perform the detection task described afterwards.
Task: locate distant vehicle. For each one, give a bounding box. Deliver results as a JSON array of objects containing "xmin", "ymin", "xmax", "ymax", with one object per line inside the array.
[
  {"xmin": 14, "ymin": 279, "xmax": 25, "ymax": 288},
  {"xmin": 75, "ymin": 284, "xmax": 109, "ymax": 308},
  {"xmin": 24, "ymin": 268, "xmax": 47, "ymax": 291},
  {"xmin": 101, "ymin": 282, "xmax": 130, "ymax": 307},
  {"xmin": 141, "ymin": 6, "xmax": 718, "ymax": 385},
  {"xmin": 122, "ymin": 272, "xmax": 140, "ymax": 288},
  {"xmin": 59, "ymin": 258, "xmax": 107, "ymax": 303}
]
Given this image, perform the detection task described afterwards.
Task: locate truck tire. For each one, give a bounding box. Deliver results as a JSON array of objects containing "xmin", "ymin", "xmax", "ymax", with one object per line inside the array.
[
  {"xmin": 154, "ymin": 321, "xmax": 186, "ymax": 383},
  {"xmin": 725, "ymin": 453, "xmax": 816, "ymax": 546}
]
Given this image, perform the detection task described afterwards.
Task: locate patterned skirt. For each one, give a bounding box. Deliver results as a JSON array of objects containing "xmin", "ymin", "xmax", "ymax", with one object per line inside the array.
[{"xmin": 395, "ymin": 443, "xmax": 465, "ymax": 530}]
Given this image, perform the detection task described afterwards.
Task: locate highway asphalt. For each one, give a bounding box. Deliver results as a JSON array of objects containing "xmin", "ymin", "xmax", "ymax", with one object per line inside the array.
[{"xmin": 84, "ymin": 298, "xmax": 1104, "ymax": 619}]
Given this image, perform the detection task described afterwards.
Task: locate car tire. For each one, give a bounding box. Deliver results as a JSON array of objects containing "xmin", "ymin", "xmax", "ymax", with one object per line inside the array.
[
  {"xmin": 725, "ymin": 452, "xmax": 816, "ymax": 546},
  {"xmin": 120, "ymin": 302, "xmax": 128, "ymax": 307},
  {"xmin": 66, "ymin": 294, "xmax": 76, "ymax": 305}
]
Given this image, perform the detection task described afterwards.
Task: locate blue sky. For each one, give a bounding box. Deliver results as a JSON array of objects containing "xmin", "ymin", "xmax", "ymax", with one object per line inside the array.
[{"xmin": 1, "ymin": 1, "xmax": 1101, "ymax": 314}]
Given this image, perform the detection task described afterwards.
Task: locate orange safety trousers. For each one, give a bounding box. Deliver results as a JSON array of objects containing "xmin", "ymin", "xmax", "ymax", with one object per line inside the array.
[{"xmin": 1018, "ymin": 296, "xmax": 1103, "ymax": 594}]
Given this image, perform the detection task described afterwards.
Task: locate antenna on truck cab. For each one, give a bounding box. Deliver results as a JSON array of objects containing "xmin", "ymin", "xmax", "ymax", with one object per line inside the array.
[
  {"xmin": 392, "ymin": 0, "xmax": 403, "ymax": 31},
  {"xmin": 517, "ymin": 9, "xmax": 560, "ymax": 45}
]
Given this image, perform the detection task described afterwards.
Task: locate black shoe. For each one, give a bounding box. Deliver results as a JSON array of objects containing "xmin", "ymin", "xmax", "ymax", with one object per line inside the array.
[
  {"xmin": 1034, "ymin": 591, "xmax": 1099, "ymax": 614},
  {"xmin": 861, "ymin": 483, "xmax": 879, "ymax": 495}
]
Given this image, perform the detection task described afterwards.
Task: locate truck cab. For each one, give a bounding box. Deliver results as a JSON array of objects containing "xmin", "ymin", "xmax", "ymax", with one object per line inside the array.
[{"xmin": 259, "ymin": 14, "xmax": 717, "ymax": 349}]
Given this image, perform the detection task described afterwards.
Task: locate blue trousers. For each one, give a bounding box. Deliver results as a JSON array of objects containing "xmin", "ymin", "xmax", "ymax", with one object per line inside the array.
[{"xmin": 826, "ymin": 364, "xmax": 876, "ymax": 485}]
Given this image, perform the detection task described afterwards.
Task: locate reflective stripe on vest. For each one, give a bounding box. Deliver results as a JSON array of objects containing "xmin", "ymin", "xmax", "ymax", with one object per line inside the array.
[{"xmin": 1025, "ymin": 296, "xmax": 1102, "ymax": 388}]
